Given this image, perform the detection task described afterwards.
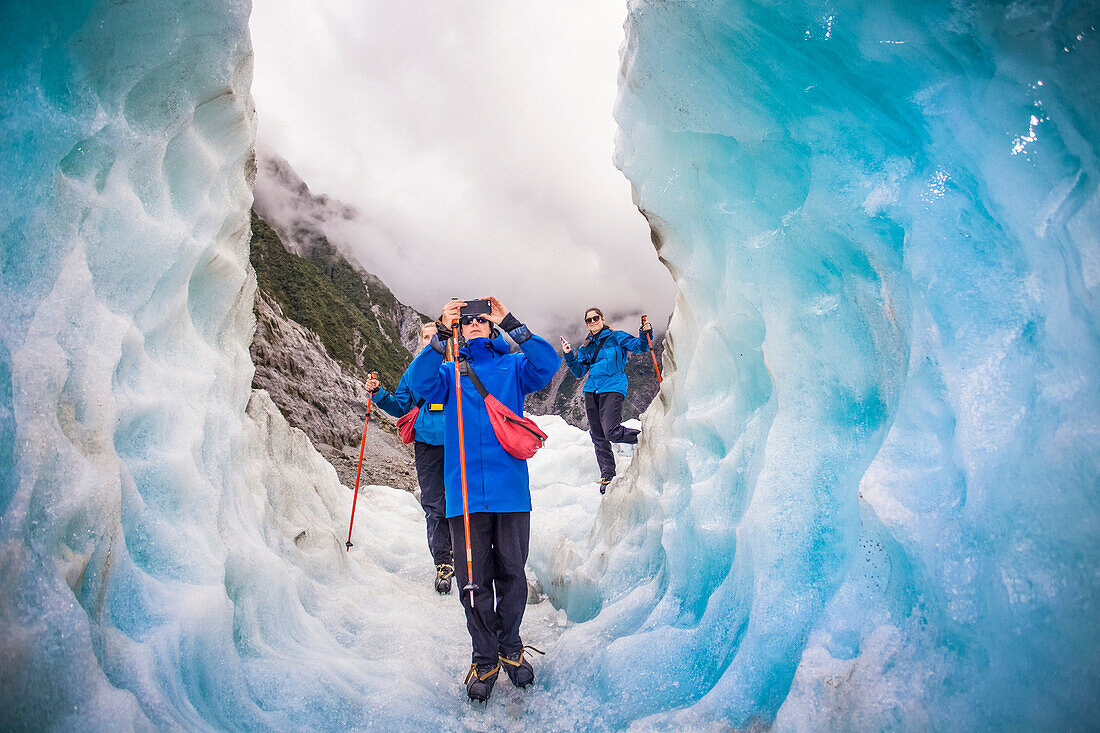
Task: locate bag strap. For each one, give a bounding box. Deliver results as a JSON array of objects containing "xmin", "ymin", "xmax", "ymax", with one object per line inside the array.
[
  {"xmin": 459, "ymin": 358, "xmax": 491, "ymax": 400},
  {"xmin": 581, "ymin": 331, "xmax": 610, "ymax": 368},
  {"xmin": 459, "ymin": 358, "xmax": 545, "ymax": 442}
]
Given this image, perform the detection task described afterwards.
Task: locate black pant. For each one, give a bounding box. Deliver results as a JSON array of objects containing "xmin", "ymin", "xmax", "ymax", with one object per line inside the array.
[
  {"xmin": 585, "ymin": 391, "xmax": 639, "ymax": 479},
  {"xmin": 447, "ymin": 512, "xmax": 530, "ymax": 665},
  {"xmin": 414, "ymin": 442, "xmax": 452, "ymax": 566}
]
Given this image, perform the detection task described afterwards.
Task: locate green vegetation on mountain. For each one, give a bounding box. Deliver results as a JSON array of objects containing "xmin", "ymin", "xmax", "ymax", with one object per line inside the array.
[{"xmin": 249, "ymin": 211, "xmax": 415, "ymax": 389}]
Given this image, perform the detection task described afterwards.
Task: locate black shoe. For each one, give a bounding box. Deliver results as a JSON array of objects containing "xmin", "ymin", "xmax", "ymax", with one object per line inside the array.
[
  {"xmin": 465, "ymin": 662, "xmax": 499, "ymax": 702},
  {"xmin": 435, "ymin": 563, "xmax": 454, "ymax": 594},
  {"xmin": 599, "ymin": 477, "xmax": 613, "ymax": 495},
  {"xmin": 499, "ymin": 645, "xmax": 543, "ymax": 688}
]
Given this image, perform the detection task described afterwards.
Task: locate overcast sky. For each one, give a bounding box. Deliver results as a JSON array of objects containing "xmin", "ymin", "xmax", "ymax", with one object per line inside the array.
[{"xmin": 249, "ymin": 1, "xmax": 675, "ymax": 341}]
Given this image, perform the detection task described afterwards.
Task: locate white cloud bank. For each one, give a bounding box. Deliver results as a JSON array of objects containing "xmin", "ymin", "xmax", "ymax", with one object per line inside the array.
[{"xmin": 250, "ymin": 0, "xmax": 675, "ymax": 339}]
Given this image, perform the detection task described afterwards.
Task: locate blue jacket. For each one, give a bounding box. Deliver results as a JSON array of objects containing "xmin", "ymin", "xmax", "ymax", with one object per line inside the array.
[
  {"xmin": 564, "ymin": 326, "xmax": 650, "ymax": 395},
  {"xmin": 408, "ymin": 321, "xmax": 560, "ymax": 519},
  {"xmin": 372, "ymin": 367, "xmax": 445, "ymax": 446}
]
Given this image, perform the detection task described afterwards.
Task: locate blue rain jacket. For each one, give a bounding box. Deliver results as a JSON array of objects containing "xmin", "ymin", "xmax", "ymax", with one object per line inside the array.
[
  {"xmin": 564, "ymin": 326, "xmax": 651, "ymax": 395},
  {"xmin": 408, "ymin": 323, "xmax": 559, "ymax": 519},
  {"xmin": 373, "ymin": 366, "xmax": 445, "ymax": 447}
]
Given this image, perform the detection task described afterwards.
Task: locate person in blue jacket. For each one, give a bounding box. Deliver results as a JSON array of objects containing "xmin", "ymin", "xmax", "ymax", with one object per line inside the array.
[
  {"xmin": 562, "ymin": 306, "xmax": 653, "ymax": 493},
  {"xmin": 365, "ymin": 322, "xmax": 454, "ymax": 594},
  {"xmin": 408, "ymin": 296, "xmax": 559, "ymax": 703}
]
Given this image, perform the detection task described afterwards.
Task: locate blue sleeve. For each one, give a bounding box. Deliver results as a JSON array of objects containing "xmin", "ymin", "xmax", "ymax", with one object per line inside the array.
[
  {"xmin": 564, "ymin": 349, "xmax": 589, "ymax": 378},
  {"xmin": 408, "ymin": 345, "xmax": 452, "ymax": 405},
  {"xmin": 619, "ymin": 328, "xmax": 650, "ymax": 353},
  {"xmin": 373, "ymin": 388, "xmax": 404, "ymax": 418},
  {"xmin": 373, "ymin": 370, "xmax": 417, "ymax": 417},
  {"xmin": 392, "ymin": 371, "xmax": 420, "ymax": 409},
  {"xmin": 510, "ymin": 330, "xmax": 561, "ymax": 395}
]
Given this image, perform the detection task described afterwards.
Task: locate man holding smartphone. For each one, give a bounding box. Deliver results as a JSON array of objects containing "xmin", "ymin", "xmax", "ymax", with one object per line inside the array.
[{"xmin": 408, "ymin": 296, "xmax": 559, "ymax": 703}]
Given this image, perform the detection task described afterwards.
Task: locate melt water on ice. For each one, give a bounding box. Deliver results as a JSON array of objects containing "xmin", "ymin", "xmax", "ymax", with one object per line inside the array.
[{"xmin": 2, "ymin": 0, "xmax": 1099, "ymax": 731}]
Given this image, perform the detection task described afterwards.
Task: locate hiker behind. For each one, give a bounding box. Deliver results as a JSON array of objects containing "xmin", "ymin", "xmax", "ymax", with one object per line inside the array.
[
  {"xmin": 365, "ymin": 322, "xmax": 454, "ymax": 594},
  {"xmin": 409, "ymin": 296, "xmax": 559, "ymax": 703},
  {"xmin": 561, "ymin": 307, "xmax": 652, "ymax": 493}
]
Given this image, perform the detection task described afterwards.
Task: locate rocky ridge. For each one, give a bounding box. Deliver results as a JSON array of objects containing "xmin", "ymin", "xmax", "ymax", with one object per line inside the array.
[
  {"xmin": 251, "ymin": 290, "xmax": 418, "ymax": 491},
  {"xmin": 249, "ymin": 154, "xmax": 428, "ymax": 492}
]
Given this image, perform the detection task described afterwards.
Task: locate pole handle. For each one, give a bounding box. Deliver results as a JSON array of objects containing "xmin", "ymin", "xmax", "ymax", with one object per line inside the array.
[{"xmin": 642, "ymin": 316, "xmax": 662, "ymax": 384}]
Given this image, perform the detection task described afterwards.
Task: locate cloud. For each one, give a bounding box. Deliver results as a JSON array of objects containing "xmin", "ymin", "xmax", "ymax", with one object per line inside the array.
[{"xmin": 249, "ymin": 0, "xmax": 675, "ymax": 340}]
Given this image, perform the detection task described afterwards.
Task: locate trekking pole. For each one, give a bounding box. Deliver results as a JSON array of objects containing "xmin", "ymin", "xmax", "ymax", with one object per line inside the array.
[
  {"xmin": 452, "ymin": 322, "xmax": 479, "ymax": 607},
  {"xmin": 346, "ymin": 371, "xmax": 378, "ymax": 551},
  {"xmin": 642, "ymin": 315, "xmax": 662, "ymax": 383}
]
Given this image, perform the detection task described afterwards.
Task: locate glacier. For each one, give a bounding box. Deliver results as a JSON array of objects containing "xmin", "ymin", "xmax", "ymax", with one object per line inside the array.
[
  {"xmin": 591, "ymin": 0, "xmax": 1100, "ymax": 729},
  {"xmin": 2, "ymin": 0, "xmax": 1099, "ymax": 731}
]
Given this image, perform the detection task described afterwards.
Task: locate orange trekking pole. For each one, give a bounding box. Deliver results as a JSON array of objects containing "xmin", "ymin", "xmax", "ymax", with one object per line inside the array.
[
  {"xmin": 452, "ymin": 322, "xmax": 479, "ymax": 607},
  {"xmin": 346, "ymin": 371, "xmax": 378, "ymax": 551},
  {"xmin": 642, "ymin": 315, "xmax": 662, "ymax": 383}
]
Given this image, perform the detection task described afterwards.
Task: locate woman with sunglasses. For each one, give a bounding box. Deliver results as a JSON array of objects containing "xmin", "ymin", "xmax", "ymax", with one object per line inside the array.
[
  {"xmin": 408, "ymin": 296, "xmax": 559, "ymax": 703},
  {"xmin": 365, "ymin": 321, "xmax": 453, "ymax": 594},
  {"xmin": 562, "ymin": 307, "xmax": 653, "ymax": 493}
]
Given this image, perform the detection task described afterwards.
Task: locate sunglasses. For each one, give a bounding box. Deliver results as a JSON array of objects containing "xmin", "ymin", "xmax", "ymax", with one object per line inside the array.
[
  {"xmin": 584, "ymin": 315, "xmax": 602, "ymax": 324},
  {"xmin": 459, "ymin": 315, "xmax": 490, "ymax": 326}
]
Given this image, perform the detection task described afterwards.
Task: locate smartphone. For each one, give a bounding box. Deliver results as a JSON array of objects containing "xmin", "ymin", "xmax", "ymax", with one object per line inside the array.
[
  {"xmin": 460, "ymin": 298, "xmax": 491, "ymax": 316},
  {"xmin": 560, "ymin": 336, "xmax": 568, "ymax": 348}
]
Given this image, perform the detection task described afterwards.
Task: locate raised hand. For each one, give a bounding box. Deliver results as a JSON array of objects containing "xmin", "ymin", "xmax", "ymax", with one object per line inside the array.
[
  {"xmin": 486, "ymin": 296, "xmax": 509, "ymax": 324},
  {"xmin": 441, "ymin": 299, "xmax": 464, "ymax": 326}
]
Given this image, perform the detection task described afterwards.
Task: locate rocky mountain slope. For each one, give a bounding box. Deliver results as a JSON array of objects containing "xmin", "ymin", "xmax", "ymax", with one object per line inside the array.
[
  {"xmin": 249, "ymin": 155, "xmax": 428, "ymax": 491},
  {"xmin": 250, "ymin": 270, "xmax": 418, "ymax": 492},
  {"xmin": 247, "ymin": 154, "xmax": 666, "ymax": 490}
]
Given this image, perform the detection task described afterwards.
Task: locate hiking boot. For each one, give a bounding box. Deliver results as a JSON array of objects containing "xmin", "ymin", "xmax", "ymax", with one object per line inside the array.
[
  {"xmin": 464, "ymin": 662, "xmax": 499, "ymax": 702},
  {"xmin": 599, "ymin": 477, "xmax": 613, "ymax": 495},
  {"xmin": 499, "ymin": 646, "xmax": 543, "ymax": 688},
  {"xmin": 435, "ymin": 563, "xmax": 454, "ymax": 594}
]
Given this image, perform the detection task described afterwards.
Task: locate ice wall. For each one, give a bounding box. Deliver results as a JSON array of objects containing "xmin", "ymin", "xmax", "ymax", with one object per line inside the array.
[
  {"xmin": 545, "ymin": 1, "xmax": 1100, "ymax": 729},
  {"xmin": 0, "ymin": 0, "xmax": 258, "ymax": 727}
]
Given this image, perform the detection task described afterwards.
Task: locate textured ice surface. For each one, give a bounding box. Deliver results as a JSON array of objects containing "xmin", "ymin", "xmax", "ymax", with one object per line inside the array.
[
  {"xmin": 0, "ymin": 0, "xmax": 258, "ymax": 727},
  {"xmin": 4, "ymin": 0, "xmax": 1100, "ymax": 730},
  {"xmin": 573, "ymin": 0, "xmax": 1099, "ymax": 729}
]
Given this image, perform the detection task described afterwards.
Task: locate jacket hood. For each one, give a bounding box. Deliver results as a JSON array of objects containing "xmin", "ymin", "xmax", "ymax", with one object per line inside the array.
[{"xmin": 461, "ymin": 335, "xmax": 510, "ymax": 359}]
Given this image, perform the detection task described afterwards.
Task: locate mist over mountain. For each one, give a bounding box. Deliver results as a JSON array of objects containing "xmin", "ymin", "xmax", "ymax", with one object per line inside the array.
[
  {"xmin": 248, "ymin": 155, "xmax": 439, "ymax": 490},
  {"xmin": 248, "ymin": 211, "xmax": 423, "ymax": 490},
  {"xmin": 252, "ymin": 154, "xmax": 665, "ymax": 437}
]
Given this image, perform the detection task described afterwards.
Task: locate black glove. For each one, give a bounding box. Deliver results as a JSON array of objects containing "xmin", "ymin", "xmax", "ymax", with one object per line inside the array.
[{"xmin": 435, "ymin": 319, "xmax": 453, "ymax": 341}]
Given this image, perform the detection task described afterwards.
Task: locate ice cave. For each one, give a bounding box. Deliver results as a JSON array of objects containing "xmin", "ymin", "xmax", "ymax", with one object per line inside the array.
[{"xmin": 1, "ymin": 0, "xmax": 1097, "ymax": 730}]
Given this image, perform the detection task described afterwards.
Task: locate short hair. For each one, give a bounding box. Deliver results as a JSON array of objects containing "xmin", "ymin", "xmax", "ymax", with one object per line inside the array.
[{"xmin": 584, "ymin": 307, "xmax": 604, "ymax": 320}]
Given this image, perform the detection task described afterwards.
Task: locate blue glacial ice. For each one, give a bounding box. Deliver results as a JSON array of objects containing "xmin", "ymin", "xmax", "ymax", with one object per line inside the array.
[
  {"xmin": 2, "ymin": 0, "xmax": 1099, "ymax": 731},
  {"xmin": 558, "ymin": 0, "xmax": 1099, "ymax": 729}
]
